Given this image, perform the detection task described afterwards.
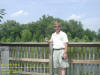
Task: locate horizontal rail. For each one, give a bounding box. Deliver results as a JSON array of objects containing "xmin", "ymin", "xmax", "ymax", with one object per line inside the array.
[
  {"xmin": 17, "ymin": 72, "xmax": 49, "ymax": 75},
  {"xmin": 69, "ymin": 42, "xmax": 100, "ymax": 47},
  {"xmin": 71, "ymin": 60, "xmax": 100, "ymax": 64},
  {"xmin": 9, "ymin": 57, "xmax": 100, "ymax": 64},
  {"xmin": 0, "ymin": 42, "xmax": 49, "ymax": 47},
  {"xmin": 9, "ymin": 57, "xmax": 49, "ymax": 63},
  {"xmin": 0, "ymin": 42, "xmax": 100, "ymax": 47}
]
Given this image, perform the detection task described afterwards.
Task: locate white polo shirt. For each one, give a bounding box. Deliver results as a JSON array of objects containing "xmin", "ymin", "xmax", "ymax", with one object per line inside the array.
[{"xmin": 50, "ymin": 31, "xmax": 68, "ymax": 49}]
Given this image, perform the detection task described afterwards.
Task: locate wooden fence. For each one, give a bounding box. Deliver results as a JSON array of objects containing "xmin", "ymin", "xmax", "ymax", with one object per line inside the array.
[{"xmin": 0, "ymin": 42, "xmax": 100, "ymax": 75}]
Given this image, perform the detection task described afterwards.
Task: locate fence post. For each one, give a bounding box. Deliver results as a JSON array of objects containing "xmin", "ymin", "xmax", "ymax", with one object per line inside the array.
[
  {"xmin": 49, "ymin": 43, "xmax": 53, "ymax": 75},
  {"xmin": 0, "ymin": 46, "xmax": 9, "ymax": 75}
]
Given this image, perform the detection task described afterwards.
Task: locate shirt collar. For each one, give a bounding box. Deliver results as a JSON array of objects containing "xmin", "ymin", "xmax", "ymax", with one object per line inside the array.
[{"xmin": 54, "ymin": 31, "xmax": 61, "ymax": 35}]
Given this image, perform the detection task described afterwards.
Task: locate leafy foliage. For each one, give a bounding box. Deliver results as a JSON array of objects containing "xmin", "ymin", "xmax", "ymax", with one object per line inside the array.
[
  {"xmin": 0, "ymin": 9, "xmax": 6, "ymax": 22},
  {"xmin": 0, "ymin": 15, "xmax": 99, "ymax": 42}
]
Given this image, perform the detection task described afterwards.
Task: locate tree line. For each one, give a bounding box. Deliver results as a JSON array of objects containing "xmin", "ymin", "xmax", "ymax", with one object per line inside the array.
[{"xmin": 0, "ymin": 10, "xmax": 100, "ymax": 42}]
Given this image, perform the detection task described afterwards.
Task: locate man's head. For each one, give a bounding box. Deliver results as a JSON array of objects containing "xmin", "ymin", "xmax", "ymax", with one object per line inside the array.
[{"xmin": 54, "ymin": 21, "xmax": 61, "ymax": 33}]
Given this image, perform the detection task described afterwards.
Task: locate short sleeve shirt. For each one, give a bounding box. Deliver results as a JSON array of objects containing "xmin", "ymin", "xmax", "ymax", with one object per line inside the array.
[{"xmin": 50, "ymin": 31, "xmax": 68, "ymax": 49}]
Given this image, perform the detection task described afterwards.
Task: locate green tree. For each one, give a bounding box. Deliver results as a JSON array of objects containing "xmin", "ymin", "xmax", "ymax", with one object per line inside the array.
[
  {"xmin": 97, "ymin": 29, "xmax": 100, "ymax": 41},
  {"xmin": 84, "ymin": 29, "xmax": 94, "ymax": 41},
  {"xmin": 0, "ymin": 20, "xmax": 22, "ymax": 41},
  {"xmin": 15, "ymin": 36, "xmax": 21, "ymax": 42},
  {"xmin": 38, "ymin": 15, "xmax": 54, "ymax": 37},
  {"xmin": 6, "ymin": 37, "xmax": 14, "ymax": 42},
  {"xmin": 68, "ymin": 20, "xmax": 84, "ymax": 39},
  {"xmin": 0, "ymin": 9, "xmax": 6, "ymax": 22},
  {"xmin": 0, "ymin": 15, "xmax": 98, "ymax": 42},
  {"xmin": 21, "ymin": 29, "xmax": 32, "ymax": 42},
  {"xmin": 73, "ymin": 37, "xmax": 80, "ymax": 42},
  {"xmin": 82, "ymin": 35, "xmax": 89, "ymax": 42},
  {"xmin": 0, "ymin": 37, "xmax": 6, "ymax": 42},
  {"xmin": 67, "ymin": 32, "xmax": 72, "ymax": 41}
]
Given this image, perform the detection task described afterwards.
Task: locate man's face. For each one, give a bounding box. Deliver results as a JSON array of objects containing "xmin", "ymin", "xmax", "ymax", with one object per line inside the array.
[{"xmin": 54, "ymin": 24, "xmax": 61, "ymax": 32}]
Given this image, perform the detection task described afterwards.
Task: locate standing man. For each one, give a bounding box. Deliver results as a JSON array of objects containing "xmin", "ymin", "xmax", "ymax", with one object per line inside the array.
[{"xmin": 45, "ymin": 21, "xmax": 69, "ymax": 75}]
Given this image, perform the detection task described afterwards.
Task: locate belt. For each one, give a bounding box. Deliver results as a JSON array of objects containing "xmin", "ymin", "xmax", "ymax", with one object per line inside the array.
[{"xmin": 53, "ymin": 48, "xmax": 64, "ymax": 50}]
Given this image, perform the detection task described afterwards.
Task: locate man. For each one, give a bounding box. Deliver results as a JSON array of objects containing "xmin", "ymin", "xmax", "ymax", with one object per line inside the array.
[{"xmin": 45, "ymin": 21, "xmax": 69, "ymax": 75}]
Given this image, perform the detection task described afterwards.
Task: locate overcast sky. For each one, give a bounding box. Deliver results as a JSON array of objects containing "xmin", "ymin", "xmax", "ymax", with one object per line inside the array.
[{"xmin": 0, "ymin": 0, "xmax": 100, "ymax": 32}]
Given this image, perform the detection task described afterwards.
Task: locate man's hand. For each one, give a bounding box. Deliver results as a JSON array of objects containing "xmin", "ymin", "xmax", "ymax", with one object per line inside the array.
[
  {"xmin": 45, "ymin": 37, "xmax": 49, "ymax": 42},
  {"xmin": 45, "ymin": 37, "xmax": 52, "ymax": 43},
  {"xmin": 63, "ymin": 53, "xmax": 67, "ymax": 59}
]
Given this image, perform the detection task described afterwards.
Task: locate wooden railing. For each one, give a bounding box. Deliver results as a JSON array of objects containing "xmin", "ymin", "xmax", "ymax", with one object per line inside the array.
[
  {"xmin": 0, "ymin": 42, "xmax": 100, "ymax": 75},
  {"xmin": 68, "ymin": 42, "xmax": 100, "ymax": 75}
]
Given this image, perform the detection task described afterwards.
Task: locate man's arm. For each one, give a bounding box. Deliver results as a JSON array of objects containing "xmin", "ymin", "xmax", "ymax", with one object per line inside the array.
[
  {"xmin": 63, "ymin": 42, "xmax": 68, "ymax": 59},
  {"xmin": 64, "ymin": 42, "xmax": 68, "ymax": 53},
  {"xmin": 46, "ymin": 40, "xmax": 53, "ymax": 43},
  {"xmin": 45, "ymin": 38, "xmax": 53, "ymax": 43}
]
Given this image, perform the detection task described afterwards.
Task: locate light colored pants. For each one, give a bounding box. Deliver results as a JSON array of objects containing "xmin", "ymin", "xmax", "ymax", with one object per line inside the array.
[{"xmin": 53, "ymin": 50, "xmax": 69, "ymax": 68}]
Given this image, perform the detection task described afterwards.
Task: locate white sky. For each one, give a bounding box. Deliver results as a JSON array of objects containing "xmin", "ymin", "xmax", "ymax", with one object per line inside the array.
[{"xmin": 0, "ymin": 0, "xmax": 100, "ymax": 32}]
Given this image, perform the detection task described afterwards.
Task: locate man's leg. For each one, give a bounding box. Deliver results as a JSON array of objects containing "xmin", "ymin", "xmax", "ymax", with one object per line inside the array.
[
  {"xmin": 58, "ymin": 67, "xmax": 61, "ymax": 75},
  {"xmin": 61, "ymin": 68, "xmax": 66, "ymax": 75},
  {"xmin": 58, "ymin": 67, "xmax": 66, "ymax": 75}
]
